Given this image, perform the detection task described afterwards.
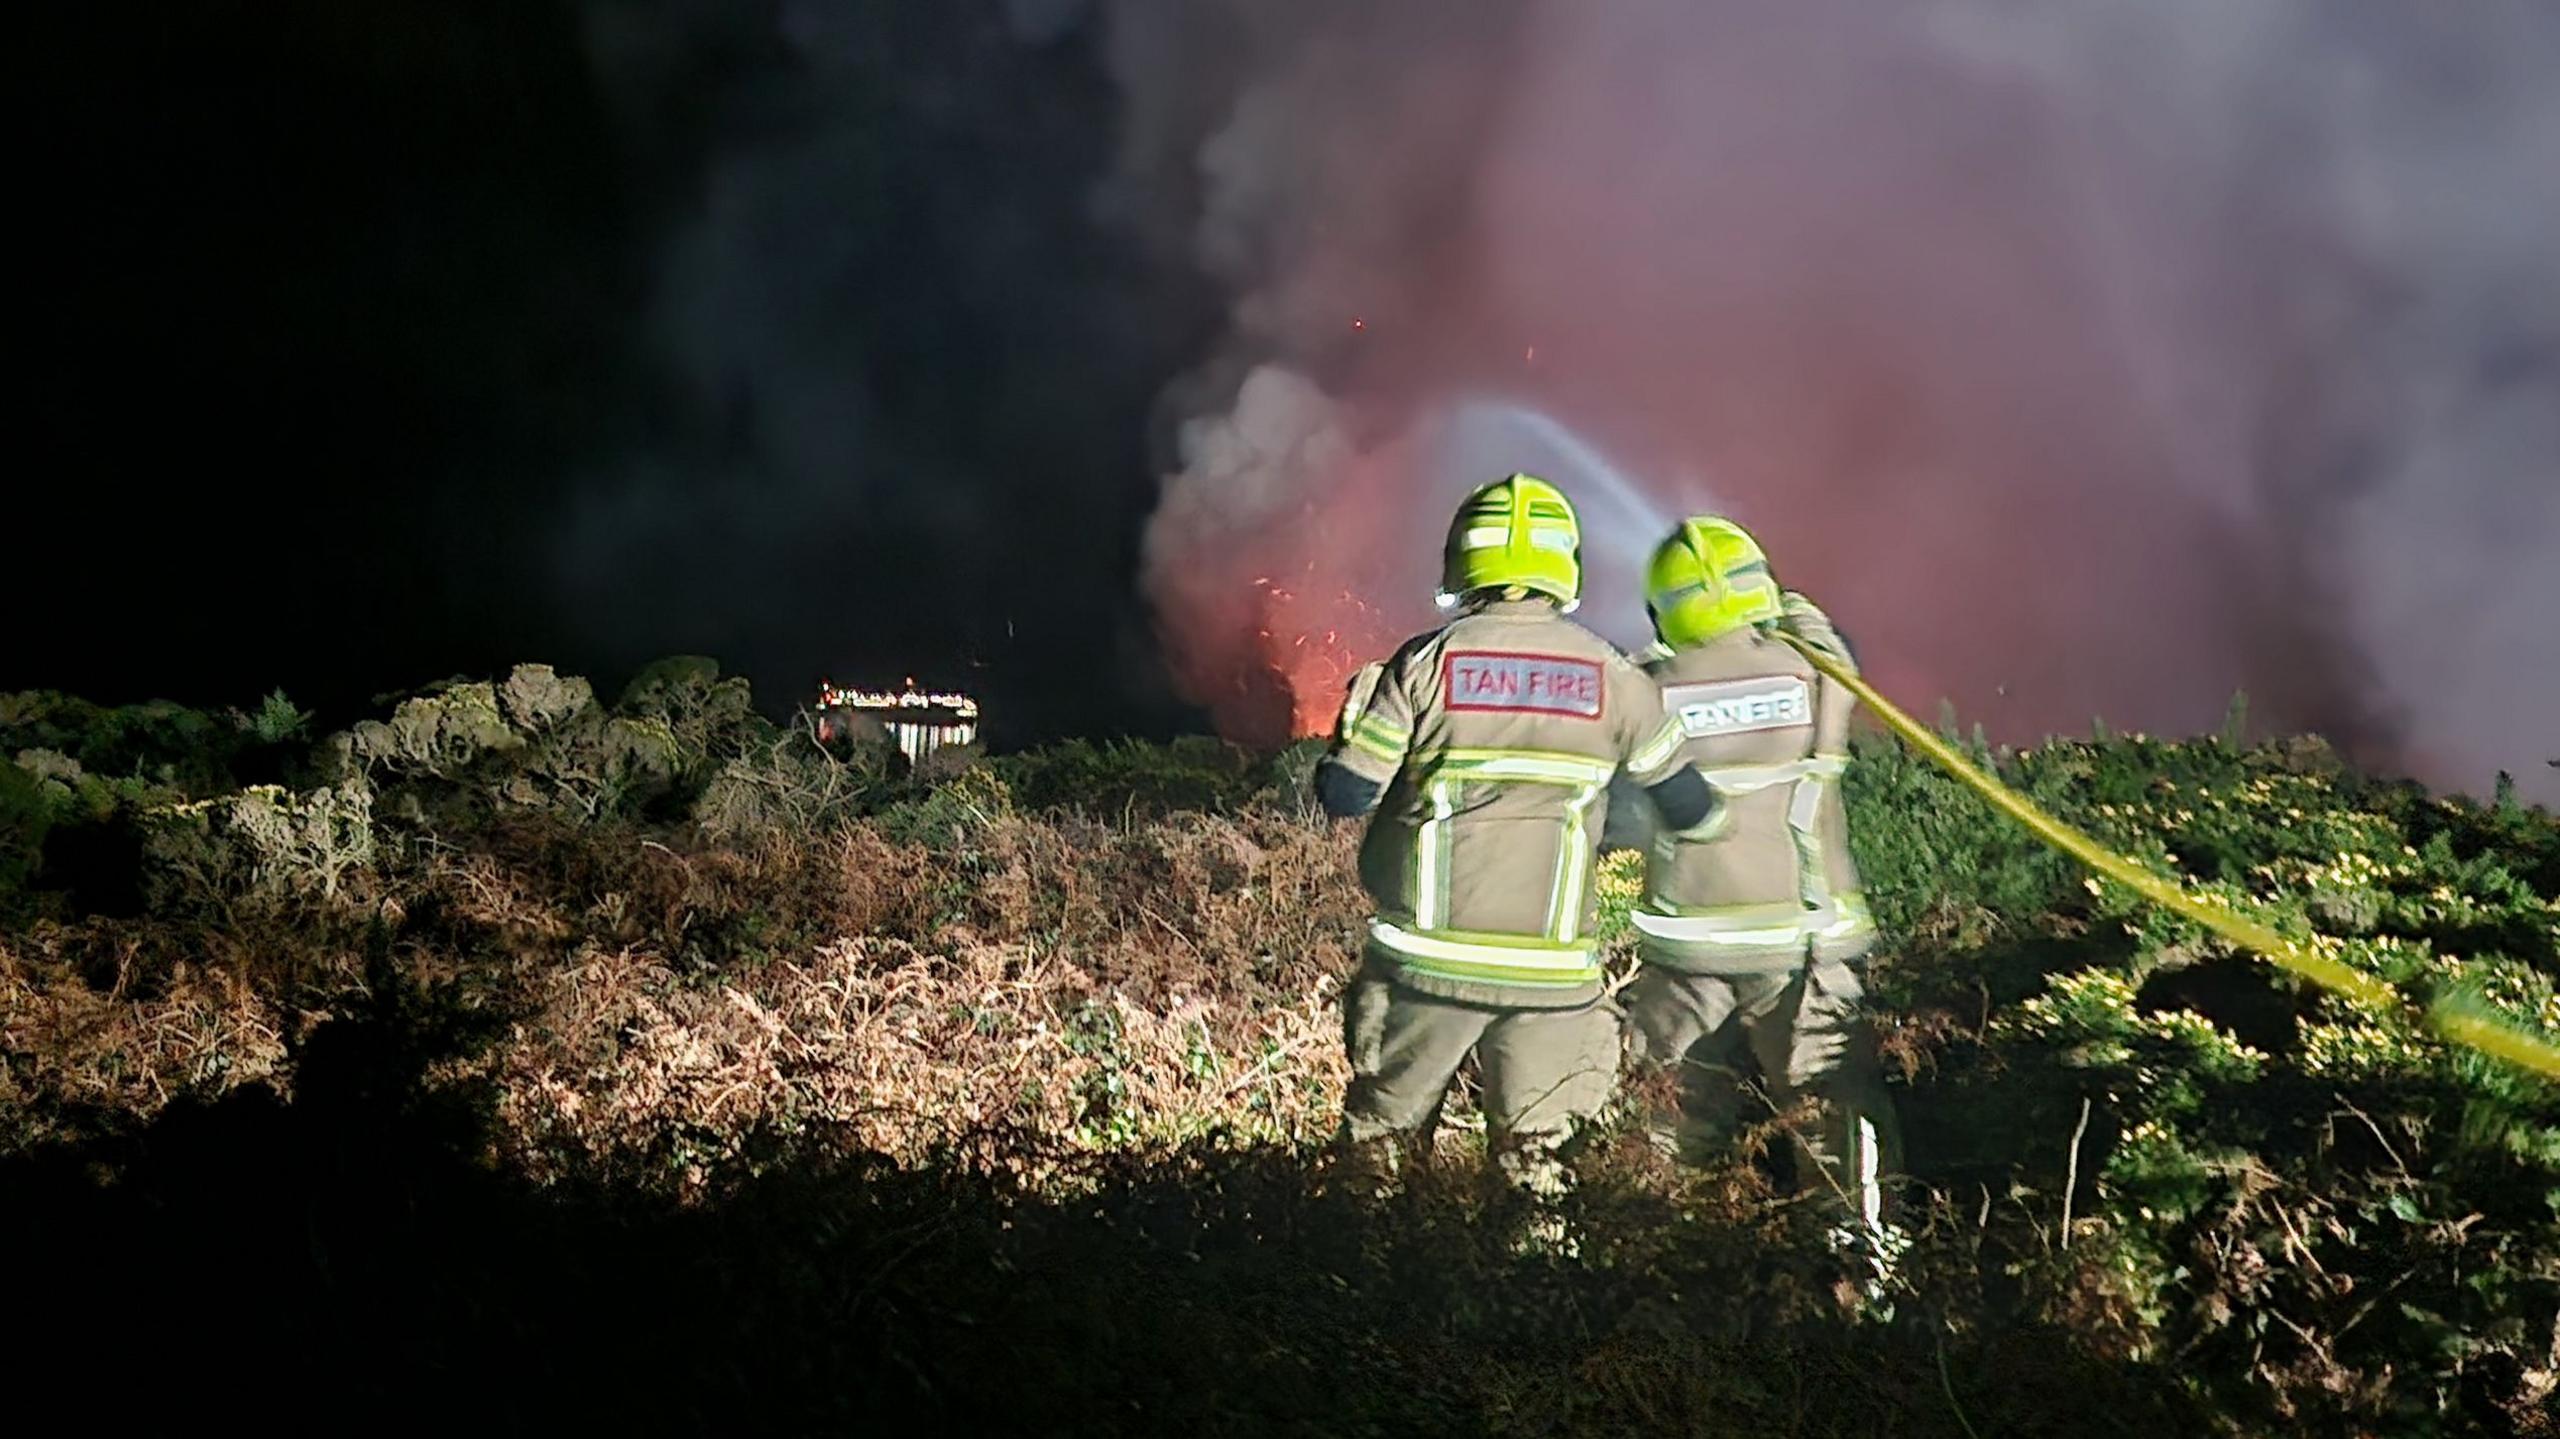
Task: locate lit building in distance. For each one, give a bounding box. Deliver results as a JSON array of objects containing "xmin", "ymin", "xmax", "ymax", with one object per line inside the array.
[{"xmin": 815, "ymin": 679, "xmax": 981, "ymax": 764}]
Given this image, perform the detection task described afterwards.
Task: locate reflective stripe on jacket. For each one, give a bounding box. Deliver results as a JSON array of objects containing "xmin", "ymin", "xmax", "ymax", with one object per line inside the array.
[
  {"xmin": 1635, "ymin": 595, "xmax": 1874, "ymax": 975},
  {"xmin": 1325, "ymin": 599, "xmax": 1687, "ymax": 1008}
]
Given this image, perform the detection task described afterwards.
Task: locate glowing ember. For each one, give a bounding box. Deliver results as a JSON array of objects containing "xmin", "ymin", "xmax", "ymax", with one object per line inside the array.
[
  {"xmin": 1248, "ymin": 568, "xmax": 1405, "ymax": 737},
  {"xmin": 1142, "ymin": 369, "xmax": 1440, "ymax": 747}
]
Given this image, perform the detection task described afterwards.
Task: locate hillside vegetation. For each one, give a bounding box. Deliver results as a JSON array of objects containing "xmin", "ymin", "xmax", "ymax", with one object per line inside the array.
[{"xmin": 3, "ymin": 663, "xmax": 2555, "ymax": 1435}]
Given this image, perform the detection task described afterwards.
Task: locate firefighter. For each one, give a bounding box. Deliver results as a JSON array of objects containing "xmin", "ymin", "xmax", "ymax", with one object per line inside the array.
[
  {"xmin": 1615, "ymin": 516, "xmax": 1901, "ymax": 1251},
  {"xmin": 1312, "ymin": 474, "xmax": 1719, "ymax": 1192}
]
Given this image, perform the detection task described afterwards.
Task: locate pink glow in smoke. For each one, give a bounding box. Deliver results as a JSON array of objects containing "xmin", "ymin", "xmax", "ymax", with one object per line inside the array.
[{"xmin": 1125, "ymin": 1, "xmax": 2560, "ymax": 800}]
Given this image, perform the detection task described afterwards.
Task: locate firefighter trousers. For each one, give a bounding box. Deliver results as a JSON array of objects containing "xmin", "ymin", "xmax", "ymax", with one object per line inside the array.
[
  {"xmin": 1338, "ymin": 971, "xmax": 1619, "ymax": 1188},
  {"xmin": 1621, "ymin": 958, "xmax": 1900, "ymax": 1224}
]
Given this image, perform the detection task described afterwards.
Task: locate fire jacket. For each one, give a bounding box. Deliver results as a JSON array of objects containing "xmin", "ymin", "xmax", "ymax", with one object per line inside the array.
[
  {"xmin": 1629, "ymin": 594, "xmax": 1876, "ymax": 975},
  {"xmin": 1318, "ymin": 599, "xmax": 1700, "ymax": 1009}
]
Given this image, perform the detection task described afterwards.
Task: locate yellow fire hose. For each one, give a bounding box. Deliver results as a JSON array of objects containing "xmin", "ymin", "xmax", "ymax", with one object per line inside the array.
[{"xmin": 1772, "ymin": 632, "xmax": 2560, "ymax": 1079}]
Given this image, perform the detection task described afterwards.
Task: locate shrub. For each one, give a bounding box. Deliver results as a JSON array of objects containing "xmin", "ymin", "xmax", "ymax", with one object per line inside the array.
[
  {"xmin": 0, "ymin": 759, "xmax": 47, "ymax": 916},
  {"xmin": 140, "ymin": 778, "xmax": 378, "ymax": 914},
  {"xmin": 3, "ymin": 667, "xmax": 2555, "ymax": 1434},
  {"xmin": 321, "ymin": 662, "xmax": 778, "ymax": 833},
  {"xmin": 992, "ymin": 735, "xmax": 1296, "ymax": 817},
  {"xmin": 693, "ymin": 725, "xmax": 909, "ymax": 841},
  {"xmin": 1855, "ymin": 726, "xmax": 2559, "ymax": 1430},
  {"xmin": 0, "ymin": 691, "xmax": 257, "ymax": 799},
  {"xmin": 245, "ymin": 689, "xmax": 314, "ymax": 746}
]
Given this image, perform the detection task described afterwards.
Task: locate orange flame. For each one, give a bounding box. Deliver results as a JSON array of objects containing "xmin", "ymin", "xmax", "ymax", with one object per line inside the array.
[{"xmin": 1248, "ymin": 575, "xmax": 1405, "ymax": 736}]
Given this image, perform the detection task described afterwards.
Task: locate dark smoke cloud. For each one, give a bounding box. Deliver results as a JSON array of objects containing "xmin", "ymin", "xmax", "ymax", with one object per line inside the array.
[
  {"xmin": 557, "ymin": 0, "xmax": 1218, "ymax": 742},
  {"xmin": 1099, "ymin": 0, "xmax": 2560, "ymax": 800}
]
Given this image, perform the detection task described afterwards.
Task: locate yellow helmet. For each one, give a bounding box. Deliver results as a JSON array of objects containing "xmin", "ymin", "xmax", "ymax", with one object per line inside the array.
[
  {"xmin": 1646, "ymin": 516, "xmax": 1783, "ymax": 649},
  {"xmin": 1439, "ymin": 473, "xmax": 1582, "ymax": 609}
]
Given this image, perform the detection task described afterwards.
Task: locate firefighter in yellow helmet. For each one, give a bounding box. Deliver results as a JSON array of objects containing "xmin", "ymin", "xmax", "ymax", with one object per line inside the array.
[
  {"xmin": 1614, "ymin": 517, "xmax": 1902, "ymax": 1251},
  {"xmin": 1312, "ymin": 475, "xmax": 1719, "ymax": 1192}
]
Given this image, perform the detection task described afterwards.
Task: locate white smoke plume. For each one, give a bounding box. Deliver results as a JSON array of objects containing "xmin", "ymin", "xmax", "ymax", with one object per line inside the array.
[{"xmin": 1094, "ymin": 0, "xmax": 2560, "ymax": 800}]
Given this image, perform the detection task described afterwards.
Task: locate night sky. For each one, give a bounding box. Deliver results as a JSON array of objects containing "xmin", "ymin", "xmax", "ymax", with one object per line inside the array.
[{"xmin": 18, "ymin": 1, "xmax": 1216, "ymax": 746}]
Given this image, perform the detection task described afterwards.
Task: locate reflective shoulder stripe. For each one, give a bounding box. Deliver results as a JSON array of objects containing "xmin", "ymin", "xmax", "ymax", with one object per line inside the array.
[{"xmin": 1626, "ymin": 715, "xmax": 1685, "ymax": 775}]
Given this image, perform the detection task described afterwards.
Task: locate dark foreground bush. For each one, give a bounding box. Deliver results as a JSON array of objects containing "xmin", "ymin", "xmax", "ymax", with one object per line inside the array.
[
  {"xmin": 2, "ymin": 992, "xmax": 2201, "ymax": 1436},
  {"xmin": 3, "ymin": 663, "xmax": 2555, "ymax": 1434}
]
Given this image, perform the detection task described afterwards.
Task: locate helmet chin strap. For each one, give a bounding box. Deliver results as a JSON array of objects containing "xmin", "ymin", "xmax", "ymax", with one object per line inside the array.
[{"xmin": 1434, "ymin": 588, "xmax": 1580, "ymax": 613}]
